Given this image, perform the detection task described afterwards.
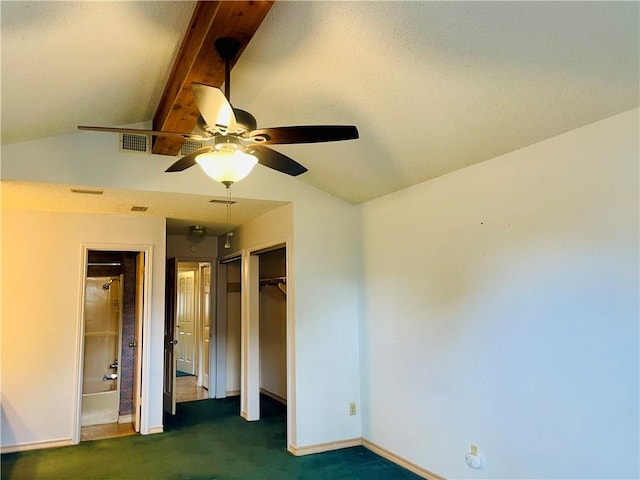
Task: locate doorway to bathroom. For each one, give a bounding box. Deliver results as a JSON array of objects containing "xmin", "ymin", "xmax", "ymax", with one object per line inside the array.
[{"xmin": 79, "ymin": 250, "xmax": 145, "ymax": 441}]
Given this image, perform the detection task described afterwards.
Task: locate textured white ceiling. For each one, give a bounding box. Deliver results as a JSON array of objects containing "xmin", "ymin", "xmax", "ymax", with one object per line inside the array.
[
  {"xmin": 1, "ymin": 1, "xmax": 196, "ymax": 144},
  {"xmin": 232, "ymin": 1, "xmax": 639, "ymax": 203},
  {"xmin": 1, "ymin": 1, "xmax": 638, "ymax": 217}
]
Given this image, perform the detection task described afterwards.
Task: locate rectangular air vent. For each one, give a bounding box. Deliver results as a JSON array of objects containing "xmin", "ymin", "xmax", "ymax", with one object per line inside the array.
[
  {"xmin": 71, "ymin": 188, "xmax": 104, "ymax": 195},
  {"xmin": 131, "ymin": 206, "xmax": 148, "ymax": 212},
  {"xmin": 181, "ymin": 140, "xmax": 205, "ymax": 155},
  {"xmin": 120, "ymin": 133, "xmax": 149, "ymax": 154},
  {"xmin": 209, "ymin": 199, "xmax": 236, "ymax": 205}
]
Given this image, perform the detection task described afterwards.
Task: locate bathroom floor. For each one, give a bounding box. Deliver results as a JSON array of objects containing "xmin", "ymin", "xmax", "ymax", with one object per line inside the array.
[{"xmin": 81, "ymin": 422, "xmax": 136, "ymax": 442}]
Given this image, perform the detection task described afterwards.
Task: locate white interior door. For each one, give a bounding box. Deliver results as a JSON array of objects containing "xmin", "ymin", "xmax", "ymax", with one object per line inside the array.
[
  {"xmin": 163, "ymin": 258, "xmax": 177, "ymax": 415},
  {"xmin": 177, "ymin": 270, "xmax": 196, "ymax": 375},
  {"xmin": 201, "ymin": 264, "xmax": 211, "ymax": 390}
]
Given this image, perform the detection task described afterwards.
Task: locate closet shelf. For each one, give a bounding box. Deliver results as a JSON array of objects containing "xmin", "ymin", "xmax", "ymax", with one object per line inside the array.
[{"xmin": 259, "ymin": 276, "xmax": 287, "ymax": 296}]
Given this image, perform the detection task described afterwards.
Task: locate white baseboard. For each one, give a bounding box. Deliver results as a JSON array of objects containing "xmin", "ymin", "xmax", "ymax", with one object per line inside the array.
[
  {"xmin": 226, "ymin": 390, "xmax": 240, "ymax": 397},
  {"xmin": 289, "ymin": 437, "xmax": 362, "ymax": 456},
  {"xmin": 288, "ymin": 436, "xmax": 443, "ymax": 479},
  {"xmin": 361, "ymin": 438, "xmax": 445, "ymax": 480},
  {"xmin": 118, "ymin": 414, "xmax": 133, "ymax": 424},
  {"xmin": 147, "ymin": 426, "xmax": 163, "ymax": 435},
  {"xmin": 259, "ymin": 388, "xmax": 287, "ymax": 405},
  {"xmin": 1, "ymin": 437, "xmax": 72, "ymax": 454}
]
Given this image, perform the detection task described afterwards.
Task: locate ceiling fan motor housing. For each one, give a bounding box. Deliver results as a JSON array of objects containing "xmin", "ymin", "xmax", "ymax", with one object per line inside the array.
[{"xmin": 215, "ymin": 37, "xmax": 241, "ymax": 61}]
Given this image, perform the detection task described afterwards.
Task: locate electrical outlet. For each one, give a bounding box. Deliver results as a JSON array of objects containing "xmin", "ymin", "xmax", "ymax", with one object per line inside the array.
[
  {"xmin": 470, "ymin": 444, "xmax": 478, "ymax": 455},
  {"xmin": 349, "ymin": 402, "xmax": 356, "ymax": 416}
]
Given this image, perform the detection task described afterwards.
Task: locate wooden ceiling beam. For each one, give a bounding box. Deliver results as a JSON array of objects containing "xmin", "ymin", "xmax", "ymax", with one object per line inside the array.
[{"xmin": 152, "ymin": 1, "xmax": 274, "ymax": 156}]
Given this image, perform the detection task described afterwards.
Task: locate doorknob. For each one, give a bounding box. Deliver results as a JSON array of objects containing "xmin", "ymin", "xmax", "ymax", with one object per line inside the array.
[
  {"xmin": 168, "ymin": 339, "xmax": 178, "ymax": 345},
  {"xmin": 128, "ymin": 341, "xmax": 137, "ymax": 348}
]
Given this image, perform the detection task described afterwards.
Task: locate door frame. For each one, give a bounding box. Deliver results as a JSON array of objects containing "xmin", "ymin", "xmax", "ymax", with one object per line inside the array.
[
  {"xmin": 73, "ymin": 243, "xmax": 154, "ymax": 444},
  {"xmin": 241, "ymin": 239, "xmax": 292, "ymax": 427},
  {"xmin": 163, "ymin": 256, "xmax": 217, "ymax": 415},
  {"xmin": 199, "ymin": 262, "xmax": 213, "ymax": 390}
]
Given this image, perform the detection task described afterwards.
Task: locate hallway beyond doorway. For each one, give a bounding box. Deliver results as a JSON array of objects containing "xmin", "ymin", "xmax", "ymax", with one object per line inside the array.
[{"xmin": 176, "ymin": 375, "xmax": 208, "ymax": 403}]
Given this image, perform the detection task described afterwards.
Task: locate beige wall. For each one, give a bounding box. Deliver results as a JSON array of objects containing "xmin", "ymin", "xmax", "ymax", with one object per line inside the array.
[{"xmin": 1, "ymin": 210, "xmax": 166, "ymax": 449}]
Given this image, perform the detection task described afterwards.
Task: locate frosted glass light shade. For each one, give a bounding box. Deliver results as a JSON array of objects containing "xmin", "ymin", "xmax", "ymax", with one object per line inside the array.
[{"xmin": 196, "ymin": 150, "xmax": 258, "ymax": 185}]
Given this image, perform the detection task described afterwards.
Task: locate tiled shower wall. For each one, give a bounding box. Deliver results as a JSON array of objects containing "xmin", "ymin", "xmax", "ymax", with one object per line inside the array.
[{"xmin": 118, "ymin": 253, "xmax": 137, "ymax": 417}]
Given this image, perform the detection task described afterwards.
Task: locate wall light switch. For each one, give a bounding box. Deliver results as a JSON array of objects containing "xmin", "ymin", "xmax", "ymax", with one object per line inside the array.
[{"xmin": 349, "ymin": 402, "xmax": 356, "ymax": 415}]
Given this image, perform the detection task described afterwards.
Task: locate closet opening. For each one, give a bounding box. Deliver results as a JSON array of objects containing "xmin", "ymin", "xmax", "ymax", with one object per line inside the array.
[
  {"xmin": 257, "ymin": 247, "xmax": 287, "ymax": 409},
  {"xmin": 241, "ymin": 244, "xmax": 288, "ymax": 440}
]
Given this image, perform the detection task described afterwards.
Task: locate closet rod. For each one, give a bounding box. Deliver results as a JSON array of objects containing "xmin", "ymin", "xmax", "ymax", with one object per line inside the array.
[{"xmin": 259, "ymin": 276, "xmax": 286, "ymax": 286}]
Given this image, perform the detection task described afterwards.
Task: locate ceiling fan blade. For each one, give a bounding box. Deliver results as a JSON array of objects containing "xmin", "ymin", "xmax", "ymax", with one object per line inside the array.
[
  {"xmin": 165, "ymin": 146, "xmax": 212, "ymax": 172},
  {"xmin": 191, "ymin": 83, "xmax": 237, "ymax": 134},
  {"xmin": 248, "ymin": 145, "xmax": 308, "ymax": 176},
  {"xmin": 78, "ymin": 125, "xmax": 202, "ymax": 140},
  {"xmin": 249, "ymin": 125, "xmax": 359, "ymax": 145}
]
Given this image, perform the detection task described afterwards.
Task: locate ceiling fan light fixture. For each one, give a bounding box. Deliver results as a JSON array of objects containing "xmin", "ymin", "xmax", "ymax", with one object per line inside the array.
[
  {"xmin": 196, "ymin": 148, "xmax": 258, "ymax": 186},
  {"xmin": 188, "ymin": 225, "xmax": 207, "ymax": 237}
]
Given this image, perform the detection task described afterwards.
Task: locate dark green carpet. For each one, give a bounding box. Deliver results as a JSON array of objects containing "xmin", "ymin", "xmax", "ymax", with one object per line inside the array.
[{"xmin": 1, "ymin": 396, "xmax": 421, "ymax": 479}]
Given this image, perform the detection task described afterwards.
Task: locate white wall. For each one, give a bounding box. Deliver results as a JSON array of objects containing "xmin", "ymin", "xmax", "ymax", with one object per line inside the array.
[
  {"xmin": 359, "ymin": 109, "xmax": 639, "ymax": 479},
  {"xmin": 290, "ymin": 196, "xmax": 362, "ymax": 447},
  {"xmin": 1, "ymin": 210, "xmax": 166, "ymax": 449}
]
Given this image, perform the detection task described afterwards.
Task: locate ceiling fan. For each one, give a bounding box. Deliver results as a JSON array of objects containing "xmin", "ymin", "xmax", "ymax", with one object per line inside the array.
[{"xmin": 78, "ymin": 37, "xmax": 359, "ymax": 185}]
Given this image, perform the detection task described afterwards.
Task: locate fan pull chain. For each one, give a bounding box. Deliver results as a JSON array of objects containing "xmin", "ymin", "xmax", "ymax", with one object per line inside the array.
[{"xmin": 224, "ymin": 185, "xmax": 232, "ymax": 249}]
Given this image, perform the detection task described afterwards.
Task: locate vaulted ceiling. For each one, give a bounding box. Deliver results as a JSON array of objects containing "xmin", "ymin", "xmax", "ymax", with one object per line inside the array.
[{"xmin": 1, "ymin": 1, "xmax": 638, "ymax": 233}]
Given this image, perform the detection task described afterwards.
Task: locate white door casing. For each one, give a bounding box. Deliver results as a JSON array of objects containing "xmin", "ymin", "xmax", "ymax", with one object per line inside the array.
[
  {"xmin": 75, "ymin": 244, "xmax": 153, "ymax": 444},
  {"xmin": 133, "ymin": 252, "xmax": 144, "ymax": 432}
]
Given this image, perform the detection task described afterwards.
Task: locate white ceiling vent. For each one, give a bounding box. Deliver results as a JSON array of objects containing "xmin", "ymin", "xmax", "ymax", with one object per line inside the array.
[
  {"xmin": 71, "ymin": 188, "xmax": 104, "ymax": 195},
  {"xmin": 120, "ymin": 133, "xmax": 149, "ymax": 154},
  {"xmin": 181, "ymin": 140, "xmax": 205, "ymax": 155},
  {"xmin": 209, "ymin": 199, "xmax": 236, "ymax": 205}
]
